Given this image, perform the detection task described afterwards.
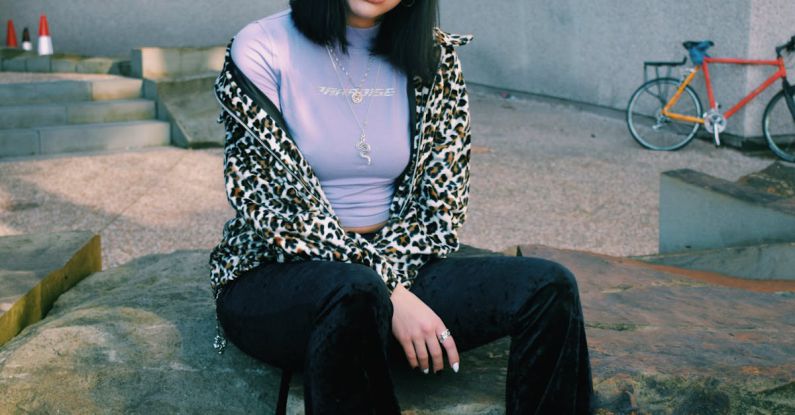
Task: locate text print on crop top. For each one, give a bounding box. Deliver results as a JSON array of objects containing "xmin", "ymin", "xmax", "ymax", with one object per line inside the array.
[{"xmin": 230, "ymin": 8, "xmax": 411, "ymax": 228}]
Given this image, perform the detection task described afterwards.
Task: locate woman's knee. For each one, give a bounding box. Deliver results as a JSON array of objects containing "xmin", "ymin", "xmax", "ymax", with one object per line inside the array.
[
  {"xmin": 324, "ymin": 262, "xmax": 393, "ymax": 317},
  {"xmin": 518, "ymin": 257, "xmax": 580, "ymax": 303},
  {"xmin": 546, "ymin": 261, "xmax": 579, "ymax": 299}
]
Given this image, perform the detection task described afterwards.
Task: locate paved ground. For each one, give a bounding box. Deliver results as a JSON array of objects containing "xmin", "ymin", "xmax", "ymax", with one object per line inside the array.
[{"xmin": 0, "ymin": 84, "xmax": 775, "ymax": 270}]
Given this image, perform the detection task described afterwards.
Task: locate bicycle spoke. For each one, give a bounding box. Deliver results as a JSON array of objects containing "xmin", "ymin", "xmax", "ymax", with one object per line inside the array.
[
  {"xmin": 627, "ymin": 78, "xmax": 701, "ymax": 151},
  {"xmin": 642, "ymin": 88, "xmax": 668, "ymax": 106}
]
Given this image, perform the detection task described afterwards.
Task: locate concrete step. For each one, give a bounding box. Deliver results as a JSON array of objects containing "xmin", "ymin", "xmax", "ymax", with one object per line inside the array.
[
  {"xmin": 0, "ymin": 99, "xmax": 157, "ymax": 129},
  {"xmin": 145, "ymin": 75, "xmax": 225, "ymax": 148},
  {"xmin": 0, "ymin": 120, "xmax": 171, "ymax": 158},
  {"xmin": 1, "ymin": 50, "xmax": 131, "ymax": 76},
  {"xmin": 660, "ymin": 165, "xmax": 795, "ymax": 253},
  {"xmin": 0, "ymin": 78, "xmax": 143, "ymax": 106}
]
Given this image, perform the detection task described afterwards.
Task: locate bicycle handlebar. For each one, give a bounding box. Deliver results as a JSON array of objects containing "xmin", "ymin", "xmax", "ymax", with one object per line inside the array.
[{"xmin": 776, "ymin": 35, "xmax": 795, "ymax": 57}]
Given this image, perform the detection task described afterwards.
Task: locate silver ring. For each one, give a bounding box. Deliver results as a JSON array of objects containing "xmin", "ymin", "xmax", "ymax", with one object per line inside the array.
[{"xmin": 438, "ymin": 329, "xmax": 451, "ymax": 344}]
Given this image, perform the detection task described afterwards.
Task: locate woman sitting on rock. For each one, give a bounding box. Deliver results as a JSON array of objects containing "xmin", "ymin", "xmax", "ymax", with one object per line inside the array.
[{"xmin": 209, "ymin": 0, "xmax": 595, "ymax": 413}]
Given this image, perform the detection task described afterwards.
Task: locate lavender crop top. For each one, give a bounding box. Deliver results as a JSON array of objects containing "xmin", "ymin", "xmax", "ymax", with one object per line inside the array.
[{"xmin": 230, "ymin": 8, "xmax": 411, "ymax": 228}]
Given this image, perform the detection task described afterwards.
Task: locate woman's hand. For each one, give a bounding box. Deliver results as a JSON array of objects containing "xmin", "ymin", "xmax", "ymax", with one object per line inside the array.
[{"xmin": 390, "ymin": 284, "xmax": 460, "ymax": 374}]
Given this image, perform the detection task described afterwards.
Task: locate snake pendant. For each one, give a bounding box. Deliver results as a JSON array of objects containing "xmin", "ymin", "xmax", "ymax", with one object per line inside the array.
[{"xmin": 356, "ymin": 133, "xmax": 372, "ymax": 165}]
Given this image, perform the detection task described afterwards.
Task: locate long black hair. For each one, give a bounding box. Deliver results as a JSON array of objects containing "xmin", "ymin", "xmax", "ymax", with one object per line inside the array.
[{"xmin": 288, "ymin": 0, "xmax": 441, "ymax": 85}]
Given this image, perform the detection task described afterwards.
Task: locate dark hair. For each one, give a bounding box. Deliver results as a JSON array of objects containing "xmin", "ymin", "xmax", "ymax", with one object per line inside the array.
[{"xmin": 288, "ymin": 0, "xmax": 440, "ymax": 84}]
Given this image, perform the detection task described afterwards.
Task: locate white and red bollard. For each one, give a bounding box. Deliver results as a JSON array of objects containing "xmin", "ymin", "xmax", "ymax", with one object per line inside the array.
[{"xmin": 37, "ymin": 14, "xmax": 53, "ymax": 56}]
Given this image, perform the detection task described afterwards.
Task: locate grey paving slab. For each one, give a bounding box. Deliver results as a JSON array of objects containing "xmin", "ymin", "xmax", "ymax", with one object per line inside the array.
[
  {"xmin": 0, "ymin": 75, "xmax": 142, "ymax": 107},
  {"xmin": 75, "ymin": 57, "xmax": 122, "ymax": 74},
  {"xmin": 90, "ymin": 78, "xmax": 142, "ymax": 101},
  {"xmin": 24, "ymin": 56, "xmax": 52, "ymax": 73},
  {"xmin": 50, "ymin": 56, "xmax": 81, "ymax": 73},
  {"xmin": 0, "ymin": 71, "xmax": 120, "ymax": 83},
  {"xmin": 0, "ymin": 129, "xmax": 38, "ymax": 158},
  {"xmin": 0, "ymin": 81, "xmax": 92, "ymax": 106},
  {"xmin": 0, "ymin": 147, "xmax": 208, "ymax": 268},
  {"xmin": 66, "ymin": 99, "xmax": 156, "ymax": 124},
  {"xmin": 0, "ymin": 99, "xmax": 156, "ymax": 130},
  {"xmin": 0, "ymin": 104, "xmax": 66, "ymax": 129},
  {"xmin": 38, "ymin": 120, "xmax": 170, "ymax": 155}
]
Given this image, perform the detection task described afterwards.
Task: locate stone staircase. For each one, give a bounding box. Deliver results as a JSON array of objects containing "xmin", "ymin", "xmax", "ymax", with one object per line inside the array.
[{"xmin": 0, "ymin": 75, "xmax": 170, "ymax": 158}]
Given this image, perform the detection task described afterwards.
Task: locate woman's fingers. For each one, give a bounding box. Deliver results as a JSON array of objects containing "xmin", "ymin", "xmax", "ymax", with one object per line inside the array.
[
  {"xmin": 399, "ymin": 338, "xmax": 418, "ymax": 369},
  {"xmin": 439, "ymin": 331, "xmax": 460, "ymax": 373},
  {"xmin": 425, "ymin": 334, "xmax": 445, "ymax": 373},
  {"xmin": 412, "ymin": 337, "xmax": 430, "ymax": 373}
]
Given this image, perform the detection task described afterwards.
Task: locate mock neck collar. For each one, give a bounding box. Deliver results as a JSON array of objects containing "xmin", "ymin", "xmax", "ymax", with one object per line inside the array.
[{"xmin": 345, "ymin": 20, "xmax": 380, "ymax": 49}]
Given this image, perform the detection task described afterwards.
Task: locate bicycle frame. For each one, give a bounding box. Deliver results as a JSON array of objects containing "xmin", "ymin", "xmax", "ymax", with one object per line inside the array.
[{"xmin": 662, "ymin": 55, "xmax": 789, "ymax": 124}]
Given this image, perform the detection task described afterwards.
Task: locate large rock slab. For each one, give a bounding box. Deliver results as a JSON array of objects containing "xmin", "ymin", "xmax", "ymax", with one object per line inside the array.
[
  {"xmin": 516, "ymin": 244, "xmax": 794, "ymax": 415},
  {"xmin": 1, "ymin": 244, "xmax": 792, "ymax": 414},
  {"xmin": 0, "ymin": 246, "xmax": 513, "ymax": 415}
]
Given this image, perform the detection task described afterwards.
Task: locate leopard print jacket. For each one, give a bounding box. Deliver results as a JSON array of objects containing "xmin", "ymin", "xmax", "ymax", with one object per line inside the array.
[{"xmin": 210, "ymin": 27, "xmax": 474, "ymax": 354}]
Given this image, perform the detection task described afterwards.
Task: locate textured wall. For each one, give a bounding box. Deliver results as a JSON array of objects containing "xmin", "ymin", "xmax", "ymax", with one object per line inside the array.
[
  {"xmin": 445, "ymin": 0, "xmax": 795, "ymax": 137},
  {"xmin": 0, "ymin": 0, "xmax": 290, "ymax": 56},
  {"xmin": 2, "ymin": 0, "xmax": 794, "ymax": 136}
]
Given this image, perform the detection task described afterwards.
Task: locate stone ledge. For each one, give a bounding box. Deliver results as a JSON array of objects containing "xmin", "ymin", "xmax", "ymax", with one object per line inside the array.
[
  {"xmin": 141, "ymin": 74, "xmax": 225, "ymax": 149},
  {"xmin": 0, "ymin": 230, "xmax": 101, "ymax": 347},
  {"xmin": 660, "ymin": 165, "xmax": 795, "ymax": 252},
  {"xmin": 662, "ymin": 169, "xmax": 791, "ymax": 214},
  {"xmin": 130, "ymin": 46, "xmax": 225, "ymax": 80},
  {"xmin": 632, "ymin": 241, "xmax": 795, "ymax": 281}
]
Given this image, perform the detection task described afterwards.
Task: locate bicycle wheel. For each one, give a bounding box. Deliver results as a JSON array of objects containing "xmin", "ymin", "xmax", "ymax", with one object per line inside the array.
[
  {"xmin": 626, "ymin": 77, "xmax": 702, "ymax": 151},
  {"xmin": 762, "ymin": 88, "xmax": 795, "ymax": 162}
]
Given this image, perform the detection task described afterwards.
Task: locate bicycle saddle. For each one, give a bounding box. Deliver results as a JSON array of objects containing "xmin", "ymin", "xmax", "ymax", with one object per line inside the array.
[
  {"xmin": 683, "ymin": 40, "xmax": 714, "ymax": 65},
  {"xmin": 682, "ymin": 40, "xmax": 715, "ymax": 51}
]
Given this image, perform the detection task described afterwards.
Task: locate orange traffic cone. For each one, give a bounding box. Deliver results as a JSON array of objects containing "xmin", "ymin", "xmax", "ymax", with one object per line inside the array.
[
  {"xmin": 6, "ymin": 19, "xmax": 18, "ymax": 48},
  {"xmin": 37, "ymin": 14, "xmax": 53, "ymax": 55},
  {"xmin": 22, "ymin": 27, "xmax": 33, "ymax": 51}
]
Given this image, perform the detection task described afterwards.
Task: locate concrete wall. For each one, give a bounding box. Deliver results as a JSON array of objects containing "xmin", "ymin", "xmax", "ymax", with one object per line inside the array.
[
  {"xmin": 2, "ymin": 0, "xmax": 794, "ymax": 137},
  {"xmin": 0, "ymin": 0, "xmax": 290, "ymax": 56},
  {"xmin": 446, "ymin": 0, "xmax": 795, "ymax": 138}
]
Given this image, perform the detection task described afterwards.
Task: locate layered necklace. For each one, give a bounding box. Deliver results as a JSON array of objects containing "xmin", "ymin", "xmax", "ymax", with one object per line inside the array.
[{"xmin": 324, "ymin": 42, "xmax": 382, "ymax": 166}]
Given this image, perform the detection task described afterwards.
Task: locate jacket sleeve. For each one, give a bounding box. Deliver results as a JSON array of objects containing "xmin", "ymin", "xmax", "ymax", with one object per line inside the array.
[
  {"xmin": 221, "ymin": 118, "xmax": 409, "ymax": 293},
  {"xmin": 372, "ymin": 47, "xmax": 472, "ymax": 287}
]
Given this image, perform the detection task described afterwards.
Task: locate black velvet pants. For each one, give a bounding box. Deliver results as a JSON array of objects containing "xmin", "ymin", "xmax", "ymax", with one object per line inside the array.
[{"xmin": 215, "ymin": 236, "xmax": 595, "ymax": 415}]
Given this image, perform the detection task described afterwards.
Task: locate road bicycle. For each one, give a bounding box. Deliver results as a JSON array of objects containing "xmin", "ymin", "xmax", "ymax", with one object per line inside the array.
[{"xmin": 626, "ymin": 35, "xmax": 795, "ymax": 162}]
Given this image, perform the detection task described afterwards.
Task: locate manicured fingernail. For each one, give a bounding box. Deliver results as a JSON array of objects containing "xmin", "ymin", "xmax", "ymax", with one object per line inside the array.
[
  {"xmin": 422, "ymin": 367, "xmax": 429, "ymax": 374},
  {"xmin": 452, "ymin": 362, "xmax": 459, "ymax": 373}
]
